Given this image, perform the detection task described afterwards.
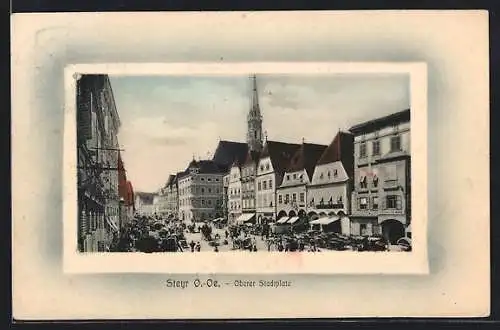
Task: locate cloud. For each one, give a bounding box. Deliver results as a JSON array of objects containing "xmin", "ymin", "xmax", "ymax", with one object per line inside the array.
[{"xmin": 111, "ymin": 74, "xmax": 410, "ymax": 191}]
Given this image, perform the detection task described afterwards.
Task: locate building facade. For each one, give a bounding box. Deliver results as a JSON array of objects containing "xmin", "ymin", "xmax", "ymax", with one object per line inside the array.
[
  {"xmin": 76, "ymin": 74, "xmax": 122, "ymax": 252},
  {"xmin": 276, "ymin": 143, "xmax": 327, "ymax": 220},
  {"xmin": 135, "ymin": 192, "xmax": 156, "ymax": 216},
  {"xmin": 308, "ymin": 132, "xmax": 354, "ymax": 235},
  {"xmin": 177, "ymin": 159, "xmax": 225, "ymax": 223},
  {"xmin": 228, "ymin": 162, "xmax": 243, "ymax": 224},
  {"xmin": 255, "ymin": 141, "xmax": 301, "ymax": 223},
  {"xmin": 241, "ymin": 150, "xmax": 260, "ymax": 219},
  {"xmin": 222, "ymin": 173, "xmax": 230, "ymax": 222},
  {"xmin": 349, "ymin": 109, "xmax": 411, "ymax": 243}
]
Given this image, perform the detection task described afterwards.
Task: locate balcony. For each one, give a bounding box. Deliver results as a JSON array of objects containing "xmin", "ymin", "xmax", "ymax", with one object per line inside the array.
[{"xmin": 316, "ymin": 203, "xmax": 344, "ymax": 210}]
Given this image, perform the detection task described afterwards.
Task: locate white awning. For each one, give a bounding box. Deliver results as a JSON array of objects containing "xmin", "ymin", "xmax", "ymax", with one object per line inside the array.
[
  {"xmin": 277, "ymin": 216, "xmax": 290, "ymax": 224},
  {"xmin": 310, "ymin": 216, "xmax": 338, "ymax": 225},
  {"xmin": 287, "ymin": 216, "xmax": 300, "ymax": 224},
  {"xmin": 236, "ymin": 213, "xmax": 256, "ymax": 223}
]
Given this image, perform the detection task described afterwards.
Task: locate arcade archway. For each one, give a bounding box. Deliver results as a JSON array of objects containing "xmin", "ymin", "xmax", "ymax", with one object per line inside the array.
[{"xmin": 381, "ymin": 219, "xmax": 405, "ymax": 244}]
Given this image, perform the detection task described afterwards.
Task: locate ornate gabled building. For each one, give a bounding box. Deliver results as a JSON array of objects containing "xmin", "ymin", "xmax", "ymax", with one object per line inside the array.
[
  {"xmin": 276, "ymin": 142, "xmax": 328, "ymax": 222},
  {"xmin": 255, "ymin": 141, "xmax": 301, "ymax": 223},
  {"xmin": 228, "ymin": 159, "xmax": 243, "ymax": 224},
  {"xmin": 349, "ymin": 109, "xmax": 411, "ymax": 243},
  {"xmin": 241, "ymin": 150, "xmax": 260, "ymax": 217},
  {"xmin": 308, "ymin": 131, "xmax": 354, "ymax": 235}
]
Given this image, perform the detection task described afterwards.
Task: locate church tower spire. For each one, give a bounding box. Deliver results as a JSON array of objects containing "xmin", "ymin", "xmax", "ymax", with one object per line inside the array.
[{"xmin": 247, "ymin": 74, "xmax": 263, "ymax": 152}]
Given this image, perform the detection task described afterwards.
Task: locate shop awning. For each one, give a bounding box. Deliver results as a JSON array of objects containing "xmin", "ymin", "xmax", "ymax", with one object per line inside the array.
[
  {"xmin": 287, "ymin": 216, "xmax": 300, "ymax": 224},
  {"xmin": 277, "ymin": 216, "xmax": 290, "ymax": 224},
  {"xmin": 236, "ymin": 213, "xmax": 256, "ymax": 223},
  {"xmin": 310, "ymin": 216, "xmax": 338, "ymax": 225},
  {"xmin": 107, "ymin": 217, "xmax": 119, "ymax": 232}
]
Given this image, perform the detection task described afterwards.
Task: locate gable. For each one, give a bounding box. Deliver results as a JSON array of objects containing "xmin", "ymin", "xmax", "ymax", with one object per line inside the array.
[
  {"xmin": 311, "ymin": 161, "xmax": 349, "ymax": 185},
  {"xmin": 257, "ymin": 156, "xmax": 274, "ymax": 175}
]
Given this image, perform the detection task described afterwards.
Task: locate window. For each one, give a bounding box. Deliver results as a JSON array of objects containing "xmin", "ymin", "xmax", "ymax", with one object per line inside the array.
[
  {"xmin": 292, "ymin": 193, "xmax": 297, "ymax": 202},
  {"xmin": 360, "ymin": 224, "xmax": 368, "ymax": 236},
  {"xmin": 215, "ymin": 178, "xmax": 219, "ymax": 182},
  {"xmin": 208, "ymin": 200, "xmax": 212, "ymax": 205},
  {"xmin": 334, "ymin": 169, "xmax": 338, "ymax": 177},
  {"xmin": 372, "ymin": 196, "xmax": 379, "ymax": 210},
  {"xmin": 299, "ymin": 193, "xmax": 305, "ymax": 202},
  {"xmin": 201, "ymin": 177, "xmax": 205, "ymax": 181},
  {"xmin": 320, "ymin": 173, "xmax": 324, "ymax": 179},
  {"xmin": 390, "ymin": 136, "xmax": 401, "ymax": 152},
  {"xmin": 372, "ymin": 175, "xmax": 379, "ymax": 188},
  {"xmin": 258, "ymin": 182, "xmax": 262, "ymax": 191},
  {"xmin": 208, "ymin": 178, "xmax": 211, "ymax": 182},
  {"xmin": 278, "ymin": 195, "xmax": 283, "ymax": 204},
  {"xmin": 287, "ymin": 175, "xmax": 290, "ymax": 181},
  {"xmin": 269, "ymin": 179, "xmax": 273, "ymax": 189},
  {"xmin": 293, "ymin": 174, "xmax": 297, "ymax": 179},
  {"xmin": 260, "ymin": 165, "xmax": 264, "ymax": 171},
  {"xmin": 208, "ymin": 188, "xmax": 212, "ymax": 193},
  {"xmin": 266, "ymin": 164, "xmax": 270, "ymax": 170},
  {"xmin": 201, "ymin": 188, "xmax": 205, "ymax": 194},
  {"xmin": 358, "ymin": 197, "xmax": 368, "ymax": 210},
  {"xmin": 202, "ymin": 199, "xmax": 205, "ymax": 206},
  {"xmin": 337, "ymin": 195, "xmax": 343, "ymax": 204},
  {"xmin": 386, "ymin": 195, "xmax": 402, "ymax": 209},
  {"xmin": 372, "ymin": 140, "xmax": 380, "ymax": 155},
  {"xmin": 359, "ymin": 176, "xmax": 368, "ymax": 189},
  {"xmin": 360, "ymin": 143, "xmax": 367, "ymax": 158},
  {"xmin": 263, "ymin": 181, "xmax": 267, "ymax": 190},
  {"xmin": 285, "ymin": 194, "xmax": 290, "ymax": 203},
  {"xmin": 327, "ymin": 171, "xmax": 331, "ymax": 178},
  {"xmin": 216, "ymin": 188, "xmax": 219, "ymax": 193}
]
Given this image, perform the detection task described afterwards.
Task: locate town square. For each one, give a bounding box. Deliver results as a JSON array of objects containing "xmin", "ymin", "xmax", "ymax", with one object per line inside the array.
[{"xmin": 76, "ymin": 73, "xmax": 412, "ymax": 253}]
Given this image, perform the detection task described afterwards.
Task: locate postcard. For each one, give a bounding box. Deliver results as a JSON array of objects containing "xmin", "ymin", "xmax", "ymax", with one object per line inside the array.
[
  {"xmin": 62, "ymin": 62, "xmax": 428, "ymax": 274},
  {"xmin": 12, "ymin": 11, "xmax": 489, "ymax": 319}
]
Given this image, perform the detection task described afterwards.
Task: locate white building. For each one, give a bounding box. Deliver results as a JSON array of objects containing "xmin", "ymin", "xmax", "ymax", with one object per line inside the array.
[
  {"xmin": 349, "ymin": 109, "xmax": 411, "ymax": 243},
  {"xmin": 135, "ymin": 192, "xmax": 156, "ymax": 216},
  {"xmin": 276, "ymin": 142, "xmax": 327, "ymax": 222},
  {"xmin": 255, "ymin": 141, "xmax": 300, "ymax": 224},
  {"xmin": 228, "ymin": 162, "xmax": 242, "ymax": 224},
  {"xmin": 308, "ymin": 132, "xmax": 354, "ymax": 235},
  {"xmin": 177, "ymin": 159, "xmax": 225, "ymax": 223}
]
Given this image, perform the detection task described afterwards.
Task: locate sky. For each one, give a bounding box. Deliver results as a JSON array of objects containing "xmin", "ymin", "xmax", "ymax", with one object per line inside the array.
[{"xmin": 109, "ymin": 73, "xmax": 410, "ymax": 193}]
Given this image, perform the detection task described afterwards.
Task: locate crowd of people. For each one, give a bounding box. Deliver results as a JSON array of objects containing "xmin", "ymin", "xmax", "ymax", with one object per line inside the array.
[{"xmin": 110, "ymin": 214, "xmax": 409, "ymax": 253}]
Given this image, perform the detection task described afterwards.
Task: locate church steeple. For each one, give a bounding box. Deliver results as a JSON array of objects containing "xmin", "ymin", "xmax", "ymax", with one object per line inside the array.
[{"xmin": 247, "ymin": 74, "xmax": 263, "ymax": 152}]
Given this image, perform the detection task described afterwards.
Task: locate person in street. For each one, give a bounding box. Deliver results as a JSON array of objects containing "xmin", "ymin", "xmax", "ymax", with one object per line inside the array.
[
  {"xmin": 196, "ymin": 242, "xmax": 201, "ymax": 252},
  {"xmin": 225, "ymin": 230, "xmax": 229, "ymax": 239},
  {"xmin": 214, "ymin": 246, "xmax": 219, "ymax": 252},
  {"xmin": 189, "ymin": 240, "xmax": 195, "ymax": 252}
]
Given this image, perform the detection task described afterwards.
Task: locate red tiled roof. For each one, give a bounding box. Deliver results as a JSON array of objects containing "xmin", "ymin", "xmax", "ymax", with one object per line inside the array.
[
  {"xmin": 286, "ymin": 143, "xmax": 328, "ymax": 180},
  {"xmin": 260, "ymin": 141, "xmax": 301, "ymax": 177},
  {"xmin": 243, "ymin": 150, "xmax": 261, "ymax": 167},
  {"xmin": 211, "ymin": 140, "xmax": 249, "ymax": 169},
  {"xmin": 126, "ymin": 181, "xmax": 135, "ymax": 207},
  {"xmin": 317, "ymin": 131, "xmax": 355, "ymax": 179}
]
